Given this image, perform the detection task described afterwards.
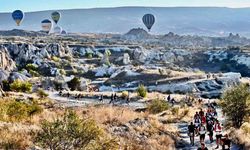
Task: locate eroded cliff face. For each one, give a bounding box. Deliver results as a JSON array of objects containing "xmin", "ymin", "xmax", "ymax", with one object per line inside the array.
[{"xmin": 0, "ymin": 45, "xmax": 16, "ymax": 72}]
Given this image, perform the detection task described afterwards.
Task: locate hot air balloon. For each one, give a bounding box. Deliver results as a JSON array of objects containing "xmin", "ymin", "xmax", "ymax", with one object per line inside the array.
[
  {"xmin": 53, "ymin": 26, "xmax": 62, "ymax": 34},
  {"xmin": 61, "ymin": 30, "xmax": 67, "ymax": 35},
  {"xmin": 142, "ymin": 14, "xmax": 155, "ymax": 32},
  {"xmin": 51, "ymin": 11, "xmax": 61, "ymax": 24},
  {"xmin": 41, "ymin": 19, "xmax": 52, "ymax": 34},
  {"xmin": 12, "ymin": 10, "xmax": 24, "ymax": 26}
]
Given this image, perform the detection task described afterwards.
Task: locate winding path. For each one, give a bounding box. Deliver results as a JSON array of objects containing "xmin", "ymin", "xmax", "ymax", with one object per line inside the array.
[{"xmin": 177, "ymin": 100, "xmax": 241, "ymax": 150}]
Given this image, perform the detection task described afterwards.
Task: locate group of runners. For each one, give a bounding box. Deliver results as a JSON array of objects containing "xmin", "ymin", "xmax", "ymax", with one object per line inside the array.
[{"xmin": 188, "ymin": 103, "xmax": 231, "ymax": 150}]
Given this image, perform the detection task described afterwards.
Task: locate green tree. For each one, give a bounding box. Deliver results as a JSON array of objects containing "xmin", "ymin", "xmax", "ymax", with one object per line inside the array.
[
  {"xmin": 67, "ymin": 77, "xmax": 81, "ymax": 91},
  {"xmin": 35, "ymin": 110, "xmax": 118, "ymax": 150},
  {"xmin": 10, "ymin": 80, "xmax": 32, "ymax": 93},
  {"xmin": 148, "ymin": 99, "xmax": 169, "ymax": 114},
  {"xmin": 137, "ymin": 84, "xmax": 147, "ymax": 98},
  {"xmin": 221, "ymin": 84, "xmax": 250, "ymax": 128}
]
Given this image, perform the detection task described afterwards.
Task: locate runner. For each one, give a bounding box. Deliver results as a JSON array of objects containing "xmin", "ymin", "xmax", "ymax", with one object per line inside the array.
[
  {"xmin": 201, "ymin": 115, "xmax": 206, "ymax": 125},
  {"xmin": 207, "ymin": 120, "xmax": 214, "ymax": 143},
  {"xmin": 194, "ymin": 114, "xmax": 201, "ymax": 135},
  {"xmin": 188, "ymin": 122, "xmax": 195, "ymax": 146},
  {"xmin": 199, "ymin": 123, "xmax": 206, "ymax": 143},
  {"xmin": 194, "ymin": 112, "xmax": 200, "ymax": 120},
  {"xmin": 109, "ymin": 93, "xmax": 114, "ymax": 104},
  {"xmin": 99, "ymin": 94, "xmax": 103, "ymax": 102},
  {"xmin": 214, "ymin": 120, "xmax": 223, "ymax": 149},
  {"xmin": 199, "ymin": 108, "xmax": 204, "ymax": 117},
  {"xmin": 221, "ymin": 134, "xmax": 231, "ymax": 150},
  {"xmin": 197, "ymin": 143, "xmax": 208, "ymax": 150}
]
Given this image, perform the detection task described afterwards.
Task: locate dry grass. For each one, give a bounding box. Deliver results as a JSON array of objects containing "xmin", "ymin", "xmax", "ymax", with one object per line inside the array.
[
  {"xmin": 77, "ymin": 105, "xmax": 145, "ymax": 126},
  {"xmin": 0, "ymin": 123, "xmax": 37, "ymax": 150}
]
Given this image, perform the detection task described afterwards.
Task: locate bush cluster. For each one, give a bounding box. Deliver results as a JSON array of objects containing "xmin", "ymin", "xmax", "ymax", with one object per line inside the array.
[
  {"xmin": 148, "ymin": 99, "xmax": 169, "ymax": 114},
  {"xmin": 0, "ymin": 100, "xmax": 43, "ymax": 122},
  {"xmin": 137, "ymin": 84, "xmax": 147, "ymax": 98},
  {"xmin": 10, "ymin": 80, "xmax": 32, "ymax": 93}
]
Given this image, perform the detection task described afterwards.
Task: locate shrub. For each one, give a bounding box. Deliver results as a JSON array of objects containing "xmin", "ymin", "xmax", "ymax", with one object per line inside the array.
[
  {"xmin": 171, "ymin": 107, "xmax": 179, "ymax": 116},
  {"xmin": 137, "ymin": 84, "xmax": 147, "ymax": 98},
  {"xmin": 85, "ymin": 53, "xmax": 93, "ymax": 58},
  {"xmin": 59, "ymin": 69, "xmax": 66, "ymax": 75},
  {"xmin": 37, "ymin": 89, "xmax": 49, "ymax": 98},
  {"xmin": 6, "ymin": 101, "xmax": 43, "ymax": 121},
  {"xmin": 105, "ymin": 49, "xmax": 112, "ymax": 56},
  {"xmin": 221, "ymin": 84, "xmax": 250, "ymax": 128},
  {"xmin": 29, "ymin": 70, "xmax": 40, "ymax": 77},
  {"xmin": 10, "ymin": 80, "xmax": 32, "ymax": 93},
  {"xmin": 67, "ymin": 77, "xmax": 81, "ymax": 91},
  {"xmin": 7, "ymin": 101, "xmax": 27, "ymax": 121},
  {"xmin": 2, "ymin": 80, "xmax": 10, "ymax": 91},
  {"xmin": 27, "ymin": 104, "xmax": 43, "ymax": 117},
  {"xmin": 148, "ymin": 99, "xmax": 169, "ymax": 114},
  {"xmin": 121, "ymin": 91, "xmax": 129, "ymax": 99},
  {"xmin": 35, "ymin": 110, "xmax": 118, "ymax": 149},
  {"xmin": 25, "ymin": 64, "xmax": 38, "ymax": 72},
  {"xmin": 51, "ymin": 56, "xmax": 60, "ymax": 62}
]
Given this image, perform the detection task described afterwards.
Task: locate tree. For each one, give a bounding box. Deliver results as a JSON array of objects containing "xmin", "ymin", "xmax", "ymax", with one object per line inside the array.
[
  {"xmin": 137, "ymin": 84, "xmax": 147, "ymax": 98},
  {"xmin": 221, "ymin": 84, "xmax": 250, "ymax": 128},
  {"xmin": 148, "ymin": 98, "xmax": 169, "ymax": 114},
  {"xmin": 35, "ymin": 110, "xmax": 118, "ymax": 150},
  {"xmin": 67, "ymin": 77, "xmax": 81, "ymax": 91},
  {"xmin": 10, "ymin": 80, "xmax": 32, "ymax": 93}
]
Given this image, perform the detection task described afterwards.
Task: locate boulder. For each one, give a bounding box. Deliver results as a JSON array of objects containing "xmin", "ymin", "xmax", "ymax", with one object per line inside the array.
[
  {"xmin": 8, "ymin": 72, "xmax": 28, "ymax": 82},
  {"xmin": 0, "ymin": 69, "xmax": 9, "ymax": 82},
  {"xmin": 123, "ymin": 53, "xmax": 131, "ymax": 65}
]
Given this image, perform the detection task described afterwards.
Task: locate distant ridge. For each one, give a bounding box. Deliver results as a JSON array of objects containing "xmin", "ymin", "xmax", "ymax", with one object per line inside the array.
[{"xmin": 1, "ymin": 7, "xmax": 250, "ymax": 36}]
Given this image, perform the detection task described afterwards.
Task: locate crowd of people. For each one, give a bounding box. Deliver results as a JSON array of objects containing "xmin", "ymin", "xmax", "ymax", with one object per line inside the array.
[{"xmin": 188, "ymin": 102, "xmax": 231, "ymax": 150}]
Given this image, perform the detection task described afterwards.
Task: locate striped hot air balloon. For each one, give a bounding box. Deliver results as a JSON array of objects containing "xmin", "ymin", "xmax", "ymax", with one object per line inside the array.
[
  {"xmin": 142, "ymin": 14, "xmax": 155, "ymax": 32},
  {"xmin": 12, "ymin": 10, "xmax": 24, "ymax": 26},
  {"xmin": 41, "ymin": 19, "xmax": 52, "ymax": 34}
]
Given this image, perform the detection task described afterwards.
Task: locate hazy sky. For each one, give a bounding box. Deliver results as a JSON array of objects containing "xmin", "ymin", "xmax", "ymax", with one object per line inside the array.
[{"xmin": 1, "ymin": 0, "xmax": 250, "ymax": 12}]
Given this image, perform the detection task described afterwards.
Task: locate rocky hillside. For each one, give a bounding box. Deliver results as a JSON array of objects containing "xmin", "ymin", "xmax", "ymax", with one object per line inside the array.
[{"xmin": 122, "ymin": 29, "xmax": 250, "ymax": 48}]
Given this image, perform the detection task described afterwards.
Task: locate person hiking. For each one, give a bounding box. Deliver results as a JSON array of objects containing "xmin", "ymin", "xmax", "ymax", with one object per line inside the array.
[
  {"xmin": 194, "ymin": 112, "xmax": 200, "ymax": 120},
  {"xmin": 126, "ymin": 93, "xmax": 130, "ymax": 105},
  {"xmin": 167, "ymin": 94, "xmax": 171, "ymax": 102},
  {"xmin": 99, "ymin": 94, "xmax": 103, "ymax": 102},
  {"xmin": 197, "ymin": 143, "xmax": 208, "ymax": 150},
  {"xmin": 207, "ymin": 120, "xmax": 214, "ymax": 143},
  {"xmin": 199, "ymin": 123, "xmax": 206, "ymax": 143},
  {"xmin": 221, "ymin": 134, "xmax": 231, "ymax": 150},
  {"xmin": 199, "ymin": 109, "xmax": 204, "ymax": 117},
  {"xmin": 188, "ymin": 122, "xmax": 195, "ymax": 146},
  {"xmin": 194, "ymin": 117, "xmax": 201, "ymax": 135},
  {"xmin": 114, "ymin": 93, "xmax": 117, "ymax": 101},
  {"xmin": 109, "ymin": 93, "xmax": 114, "ymax": 104},
  {"xmin": 201, "ymin": 115, "xmax": 206, "ymax": 125},
  {"xmin": 214, "ymin": 120, "xmax": 223, "ymax": 149}
]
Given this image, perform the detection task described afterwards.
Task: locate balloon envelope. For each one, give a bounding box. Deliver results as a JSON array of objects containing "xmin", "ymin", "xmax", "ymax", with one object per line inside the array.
[
  {"xmin": 41, "ymin": 19, "xmax": 52, "ymax": 33},
  {"xmin": 12, "ymin": 10, "xmax": 24, "ymax": 26},
  {"xmin": 51, "ymin": 11, "xmax": 61, "ymax": 24},
  {"xmin": 61, "ymin": 30, "xmax": 67, "ymax": 34},
  {"xmin": 142, "ymin": 14, "xmax": 155, "ymax": 32},
  {"xmin": 54, "ymin": 26, "xmax": 62, "ymax": 34}
]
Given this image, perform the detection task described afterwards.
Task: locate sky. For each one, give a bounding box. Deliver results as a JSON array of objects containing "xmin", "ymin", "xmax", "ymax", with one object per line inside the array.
[{"xmin": 1, "ymin": 0, "xmax": 250, "ymax": 12}]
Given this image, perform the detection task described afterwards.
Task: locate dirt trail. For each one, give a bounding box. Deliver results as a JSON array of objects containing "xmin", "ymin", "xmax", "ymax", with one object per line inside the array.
[
  {"xmin": 47, "ymin": 91, "xmax": 146, "ymax": 109},
  {"xmin": 177, "ymin": 100, "xmax": 241, "ymax": 150}
]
